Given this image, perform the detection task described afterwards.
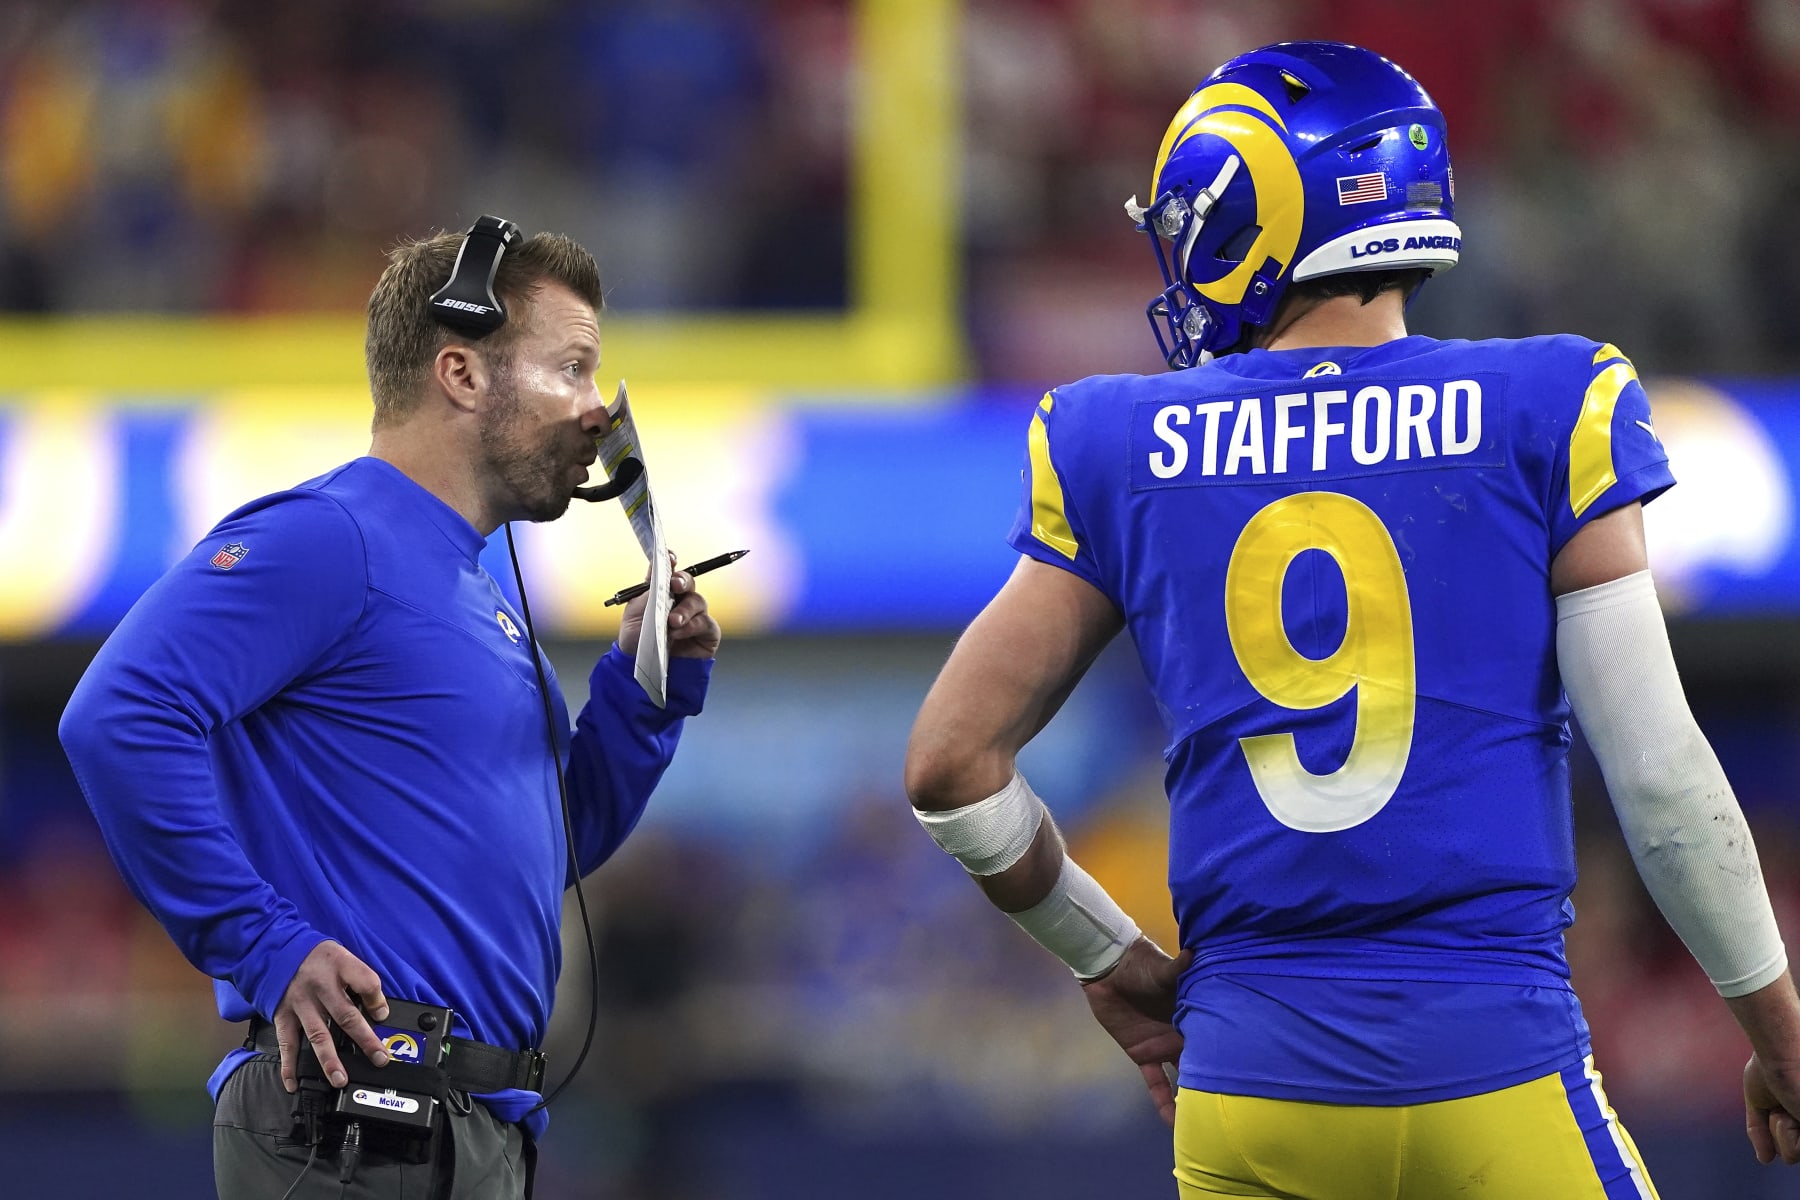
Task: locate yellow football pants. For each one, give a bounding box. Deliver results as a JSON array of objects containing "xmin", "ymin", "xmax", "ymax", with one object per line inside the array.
[{"xmin": 1174, "ymin": 1057, "xmax": 1658, "ymax": 1199}]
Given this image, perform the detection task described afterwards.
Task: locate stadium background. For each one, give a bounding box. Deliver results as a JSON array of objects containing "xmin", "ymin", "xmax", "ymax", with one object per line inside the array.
[{"xmin": 3, "ymin": 1, "xmax": 1800, "ymax": 1196}]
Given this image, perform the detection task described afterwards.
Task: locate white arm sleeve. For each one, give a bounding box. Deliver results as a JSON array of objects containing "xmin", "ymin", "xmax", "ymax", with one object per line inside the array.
[
  {"xmin": 1557, "ymin": 570, "xmax": 1787, "ymax": 997},
  {"xmin": 1009, "ymin": 855, "xmax": 1142, "ymax": 981}
]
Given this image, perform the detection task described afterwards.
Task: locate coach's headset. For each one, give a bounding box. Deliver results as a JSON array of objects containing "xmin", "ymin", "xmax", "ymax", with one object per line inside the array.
[
  {"xmin": 428, "ymin": 213, "xmax": 643, "ymax": 502},
  {"xmin": 424, "ymin": 214, "xmax": 623, "ymax": 1116}
]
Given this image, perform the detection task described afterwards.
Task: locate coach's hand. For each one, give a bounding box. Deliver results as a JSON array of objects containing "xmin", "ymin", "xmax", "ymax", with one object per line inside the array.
[
  {"xmin": 273, "ymin": 941, "xmax": 392, "ymax": 1094},
  {"xmin": 1744, "ymin": 1054, "xmax": 1800, "ymax": 1165},
  {"xmin": 617, "ymin": 557, "xmax": 722, "ymax": 660},
  {"xmin": 1081, "ymin": 937, "xmax": 1192, "ymax": 1128}
]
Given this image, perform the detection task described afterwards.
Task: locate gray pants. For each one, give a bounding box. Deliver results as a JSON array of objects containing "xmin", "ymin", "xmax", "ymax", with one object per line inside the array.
[{"xmin": 213, "ymin": 1055, "xmax": 532, "ymax": 1199}]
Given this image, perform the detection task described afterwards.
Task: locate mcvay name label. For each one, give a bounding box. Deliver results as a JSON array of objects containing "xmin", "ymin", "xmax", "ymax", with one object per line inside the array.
[
  {"xmin": 351, "ymin": 1089, "xmax": 421, "ymax": 1115},
  {"xmin": 1131, "ymin": 374, "xmax": 1505, "ymax": 489}
]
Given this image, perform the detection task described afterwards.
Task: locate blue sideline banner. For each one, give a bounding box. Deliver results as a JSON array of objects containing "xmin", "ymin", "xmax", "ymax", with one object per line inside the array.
[{"xmin": 1, "ymin": 378, "xmax": 1794, "ymax": 640}]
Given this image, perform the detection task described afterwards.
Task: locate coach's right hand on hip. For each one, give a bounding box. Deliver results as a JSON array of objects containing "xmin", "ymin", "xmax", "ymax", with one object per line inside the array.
[{"xmin": 274, "ymin": 941, "xmax": 392, "ymax": 1093}]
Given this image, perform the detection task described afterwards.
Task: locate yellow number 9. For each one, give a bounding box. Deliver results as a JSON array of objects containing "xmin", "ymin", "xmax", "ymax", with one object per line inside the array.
[{"xmin": 1224, "ymin": 492, "xmax": 1415, "ymax": 832}]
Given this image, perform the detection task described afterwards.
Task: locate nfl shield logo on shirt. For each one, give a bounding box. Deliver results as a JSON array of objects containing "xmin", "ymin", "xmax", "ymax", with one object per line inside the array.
[{"xmin": 210, "ymin": 542, "xmax": 249, "ymax": 570}]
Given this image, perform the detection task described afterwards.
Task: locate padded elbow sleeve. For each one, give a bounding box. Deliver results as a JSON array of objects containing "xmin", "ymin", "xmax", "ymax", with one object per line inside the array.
[
  {"xmin": 913, "ymin": 771, "xmax": 1045, "ymax": 876},
  {"xmin": 1557, "ymin": 570, "xmax": 1786, "ymax": 998}
]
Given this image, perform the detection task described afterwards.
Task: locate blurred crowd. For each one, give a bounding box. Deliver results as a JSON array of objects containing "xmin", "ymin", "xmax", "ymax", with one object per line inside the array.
[
  {"xmin": 4, "ymin": 0, "xmax": 1800, "ymax": 379},
  {"xmin": 0, "ymin": 0, "xmax": 850, "ymax": 314}
]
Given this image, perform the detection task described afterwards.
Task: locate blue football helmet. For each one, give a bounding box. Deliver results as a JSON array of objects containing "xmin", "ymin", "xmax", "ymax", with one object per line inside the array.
[{"xmin": 1129, "ymin": 41, "xmax": 1460, "ymax": 368}]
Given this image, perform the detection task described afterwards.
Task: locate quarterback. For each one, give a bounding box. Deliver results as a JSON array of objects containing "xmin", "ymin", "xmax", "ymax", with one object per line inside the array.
[{"xmin": 905, "ymin": 41, "xmax": 1800, "ymax": 1198}]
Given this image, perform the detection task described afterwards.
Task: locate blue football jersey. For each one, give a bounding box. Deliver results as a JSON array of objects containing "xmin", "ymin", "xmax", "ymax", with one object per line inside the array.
[{"xmin": 1009, "ymin": 334, "xmax": 1674, "ymax": 1104}]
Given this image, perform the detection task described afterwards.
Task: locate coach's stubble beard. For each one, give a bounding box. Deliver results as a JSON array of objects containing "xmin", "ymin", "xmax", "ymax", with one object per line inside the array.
[{"xmin": 479, "ymin": 367, "xmax": 583, "ymax": 524}]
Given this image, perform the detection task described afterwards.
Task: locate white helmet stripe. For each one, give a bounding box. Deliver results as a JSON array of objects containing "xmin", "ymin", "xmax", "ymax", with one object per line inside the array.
[
  {"xmin": 1178, "ymin": 154, "xmax": 1240, "ymax": 279},
  {"xmin": 1178, "ymin": 211, "xmax": 1202, "ymax": 277},
  {"xmin": 1193, "ymin": 154, "xmax": 1240, "ymax": 219}
]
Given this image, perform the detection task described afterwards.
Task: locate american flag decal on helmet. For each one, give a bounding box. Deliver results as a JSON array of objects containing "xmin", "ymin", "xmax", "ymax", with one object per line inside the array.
[
  {"xmin": 210, "ymin": 542, "xmax": 249, "ymax": 570},
  {"xmin": 1336, "ymin": 173, "xmax": 1388, "ymax": 205}
]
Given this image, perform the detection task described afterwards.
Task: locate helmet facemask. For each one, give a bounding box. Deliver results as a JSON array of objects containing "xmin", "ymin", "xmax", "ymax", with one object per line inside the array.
[{"xmin": 1130, "ymin": 159, "xmax": 1287, "ymax": 369}]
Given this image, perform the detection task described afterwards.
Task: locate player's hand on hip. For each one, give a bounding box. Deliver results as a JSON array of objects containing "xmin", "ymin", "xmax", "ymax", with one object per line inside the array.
[
  {"xmin": 617, "ymin": 554, "xmax": 722, "ymax": 661},
  {"xmin": 1744, "ymin": 1053, "xmax": 1800, "ymax": 1164},
  {"xmin": 1079, "ymin": 937, "xmax": 1193, "ymax": 1128},
  {"xmin": 273, "ymin": 940, "xmax": 391, "ymax": 1095}
]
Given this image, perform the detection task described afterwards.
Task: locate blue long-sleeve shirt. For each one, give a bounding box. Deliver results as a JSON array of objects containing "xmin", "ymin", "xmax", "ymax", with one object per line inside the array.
[{"xmin": 59, "ymin": 457, "xmax": 710, "ymax": 1138}]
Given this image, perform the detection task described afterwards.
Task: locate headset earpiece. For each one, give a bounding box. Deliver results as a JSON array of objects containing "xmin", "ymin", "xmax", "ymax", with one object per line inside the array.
[{"xmin": 428, "ymin": 215, "xmax": 524, "ymax": 338}]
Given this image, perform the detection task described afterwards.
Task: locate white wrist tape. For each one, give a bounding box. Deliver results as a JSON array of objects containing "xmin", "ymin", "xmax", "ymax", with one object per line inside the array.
[
  {"xmin": 1558, "ymin": 570, "xmax": 1787, "ymax": 997},
  {"xmin": 913, "ymin": 771, "xmax": 1046, "ymax": 876},
  {"xmin": 1010, "ymin": 856, "xmax": 1142, "ymax": 980}
]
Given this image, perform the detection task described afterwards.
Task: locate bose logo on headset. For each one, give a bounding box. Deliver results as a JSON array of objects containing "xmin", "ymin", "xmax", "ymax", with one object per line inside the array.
[{"xmin": 428, "ymin": 215, "xmax": 523, "ymax": 338}]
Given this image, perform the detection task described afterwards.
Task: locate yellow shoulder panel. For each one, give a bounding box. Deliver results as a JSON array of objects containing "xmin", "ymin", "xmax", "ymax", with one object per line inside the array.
[
  {"xmin": 1027, "ymin": 393, "xmax": 1080, "ymax": 560},
  {"xmin": 1592, "ymin": 343, "xmax": 1627, "ymax": 367},
  {"xmin": 1569, "ymin": 358, "xmax": 1640, "ymax": 518}
]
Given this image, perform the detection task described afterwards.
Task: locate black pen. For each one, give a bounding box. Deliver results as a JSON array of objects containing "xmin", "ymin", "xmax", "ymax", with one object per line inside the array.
[{"xmin": 603, "ymin": 549, "xmax": 750, "ymax": 607}]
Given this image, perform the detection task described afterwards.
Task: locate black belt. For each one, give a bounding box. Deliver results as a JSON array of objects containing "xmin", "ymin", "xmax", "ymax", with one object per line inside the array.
[{"xmin": 246, "ymin": 1017, "xmax": 546, "ymax": 1094}]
